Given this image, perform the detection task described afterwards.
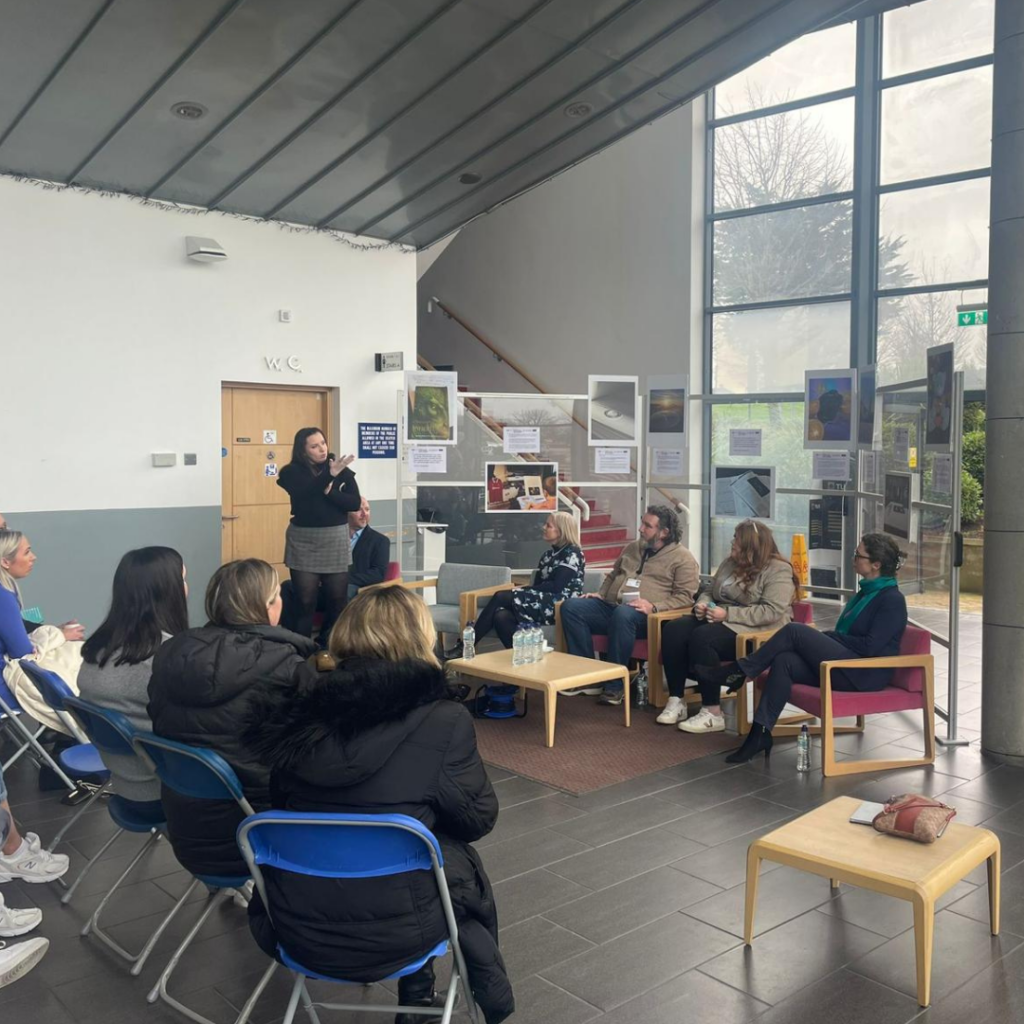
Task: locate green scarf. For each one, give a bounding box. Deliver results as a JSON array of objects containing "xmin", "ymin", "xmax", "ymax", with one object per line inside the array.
[{"xmin": 834, "ymin": 576, "xmax": 898, "ymax": 635}]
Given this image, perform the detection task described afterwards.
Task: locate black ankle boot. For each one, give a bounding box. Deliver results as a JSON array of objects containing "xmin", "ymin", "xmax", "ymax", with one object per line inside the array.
[
  {"xmin": 725, "ymin": 723, "xmax": 773, "ymax": 763},
  {"xmin": 697, "ymin": 663, "xmax": 748, "ymax": 694},
  {"xmin": 396, "ymin": 961, "xmax": 440, "ymax": 1023}
]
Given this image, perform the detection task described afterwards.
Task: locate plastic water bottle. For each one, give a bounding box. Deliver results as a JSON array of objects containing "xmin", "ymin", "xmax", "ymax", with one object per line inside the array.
[
  {"xmin": 529, "ymin": 626, "xmax": 542, "ymax": 663},
  {"xmin": 512, "ymin": 628, "xmax": 525, "ymax": 666},
  {"xmin": 634, "ymin": 665, "xmax": 649, "ymax": 708},
  {"xmin": 796, "ymin": 723, "xmax": 811, "ymax": 772},
  {"xmin": 462, "ymin": 621, "xmax": 476, "ymax": 661}
]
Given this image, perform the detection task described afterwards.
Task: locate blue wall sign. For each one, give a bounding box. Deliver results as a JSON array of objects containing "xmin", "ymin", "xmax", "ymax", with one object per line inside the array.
[{"xmin": 358, "ymin": 422, "xmax": 398, "ymax": 459}]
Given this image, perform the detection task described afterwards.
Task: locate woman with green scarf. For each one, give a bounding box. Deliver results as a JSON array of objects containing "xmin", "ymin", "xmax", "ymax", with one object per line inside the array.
[{"xmin": 700, "ymin": 533, "xmax": 907, "ymax": 764}]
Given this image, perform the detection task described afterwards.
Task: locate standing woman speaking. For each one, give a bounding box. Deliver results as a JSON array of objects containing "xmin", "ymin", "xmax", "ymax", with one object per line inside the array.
[{"xmin": 278, "ymin": 427, "xmax": 361, "ymax": 642}]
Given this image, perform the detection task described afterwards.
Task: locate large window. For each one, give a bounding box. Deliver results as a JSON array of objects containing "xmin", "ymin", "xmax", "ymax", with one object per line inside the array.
[{"xmin": 705, "ymin": 0, "xmax": 994, "ymax": 570}]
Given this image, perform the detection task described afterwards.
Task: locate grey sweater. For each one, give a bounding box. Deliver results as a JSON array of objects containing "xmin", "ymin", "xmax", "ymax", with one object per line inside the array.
[{"xmin": 77, "ymin": 652, "xmax": 161, "ymax": 803}]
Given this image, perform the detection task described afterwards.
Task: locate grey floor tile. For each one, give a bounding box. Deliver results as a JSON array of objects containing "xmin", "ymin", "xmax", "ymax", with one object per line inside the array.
[
  {"xmin": 664, "ymin": 796, "xmax": 793, "ymax": 847},
  {"xmin": 498, "ymin": 915, "xmax": 596, "ymax": 980},
  {"xmin": 924, "ymin": 744, "xmax": 1002, "ymax": 782},
  {"xmin": 496, "ymin": 975, "xmax": 600, "ymax": 1024},
  {"xmin": 540, "ymin": 912, "xmax": 740, "ymax": 1012},
  {"xmin": 597, "ymin": 966, "xmax": 769, "ymax": 1024},
  {"xmin": 478, "ymin": 827, "xmax": 592, "ymax": 884},
  {"xmin": 485, "ymin": 765, "xmax": 515, "ymax": 783},
  {"xmin": 746, "ymin": 967, "xmax": 920, "ymax": 1024},
  {"xmin": 656, "ymin": 765, "xmax": 783, "ymax": 811},
  {"xmin": 491, "ymin": 775, "xmax": 562, "ymax": 809},
  {"xmin": 492, "ymin": 868, "xmax": 592, "ymax": 929},
  {"xmin": 474, "ymin": 794, "xmax": 587, "ymax": 849},
  {"xmin": 963, "ymin": 825, "xmax": 1024, "ymax": 883},
  {"xmin": 942, "ymin": 765, "xmax": 1024, "ymax": 809},
  {"xmin": 754, "ymin": 770, "xmax": 883, "ymax": 813},
  {"xmin": 915, "ymin": 942, "xmax": 1024, "ymax": 1023},
  {"xmin": 543, "ymin": 865, "xmax": 721, "ymax": 945},
  {"xmin": 698, "ymin": 909, "xmax": 886, "ymax": 1005},
  {"xmin": 655, "ymin": 757, "xmax": 745, "ymax": 786},
  {"xmin": 927, "ymin": 792, "xmax": 1001, "ymax": 826},
  {"xmin": 554, "ymin": 772, "xmax": 680, "ymax": 813},
  {"xmin": 830, "ymin": 722, "xmax": 920, "ymax": 756},
  {"xmin": 669, "ymin": 822, "xmax": 791, "ymax": 890},
  {"xmin": 0, "ymin": 990, "xmax": 78, "ymax": 1024},
  {"xmin": 547, "ymin": 794, "xmax": 692, "ymax": 847},
  {"xmin": 977, "ymin": 799, "xmax": 1024, "ymax": 837},
  {"xmin": 847, "ymin": 909, "xmax": 1024, "ymax": 1004},
  {"xmin": 545, "ymin": 825, "xmax": 708, "ymax": 891},
  {"xmin": 682, "ymin": 865, "xmax": 841, "ymax": 939},
  {"xmin": 946, "ymin": 859, "xmax": 1023, "ymax": 934},
  {"xmin": 818, "ymin": 880, "xmax": 978, "ymax": 938},
  {"xmin": 852, "ymin": 765, "xmax": 974, "ymax": 803}
]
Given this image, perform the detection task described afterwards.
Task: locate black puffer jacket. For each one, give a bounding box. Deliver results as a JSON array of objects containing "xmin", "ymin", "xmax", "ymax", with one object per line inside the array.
[
  {"xmin": 244, "ymin": 657, "xmax": 513, "ymax": 1024},
  {"xmin": 148, "ymin": 623, "xmax": 316, "ymax": 876}
]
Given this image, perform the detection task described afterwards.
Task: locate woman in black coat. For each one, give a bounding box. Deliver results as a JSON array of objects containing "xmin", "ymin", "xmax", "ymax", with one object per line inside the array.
[
  {"xmin": 148, "ymin": 559, "xmax": 316, "ymax": 876},
  {"xmin": 702, "ymin": 533, "xmax": 908, "ymax": 764},
  {"xmin": 244, "ymin": 586, "xmax": 514, "ymax": 1024}
]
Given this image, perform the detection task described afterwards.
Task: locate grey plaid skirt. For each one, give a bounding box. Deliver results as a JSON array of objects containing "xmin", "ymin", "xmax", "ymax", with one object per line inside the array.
[{"xmin": 284, "ymin": 524, "xmax": 350, "ymax": 574}]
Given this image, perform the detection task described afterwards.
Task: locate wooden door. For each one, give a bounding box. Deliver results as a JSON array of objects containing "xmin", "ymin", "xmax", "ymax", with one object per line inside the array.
[{"xmin": 221, "ymin": 385, "xmax": 330, "ymax": 580}]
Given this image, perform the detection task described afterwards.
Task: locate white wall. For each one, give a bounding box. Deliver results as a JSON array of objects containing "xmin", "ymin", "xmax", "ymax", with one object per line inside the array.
[{"xmin": 0, "ymin": 176, "xmax": 416, "ymax": 514}]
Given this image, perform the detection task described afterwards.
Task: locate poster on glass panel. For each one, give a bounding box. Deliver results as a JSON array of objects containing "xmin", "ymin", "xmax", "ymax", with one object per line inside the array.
[
  {"xmin": 588, "ymin": 375, "xmax": 639, "ymax": 447},
  {"xmin": 883, "ymin": 472, "xmax": 912, "ymax": 540},
  {"xmin": 646, "ymin": 374, "xmax": 687, "ymax": 448},
  {"xmin": 924, "ymin": 343, "xmax": 954, "ymax": 452},
  {"xmin": 404, "ymin": 370, "xmax": 458, "ymax": 445},
  {"xmin": 857, "ymin": 365, "xmax": 877, "ymax": 450},
  {"xmin": 804, "ymin": 368, "xmax": 857, "ymax": 450},
  {"xmin": 711, "ymin": 465, "xmax": 776, "ymax": 522},
  {"xmin": 485, "ymin": 462, "xmax": 559, "ymax": 513}
]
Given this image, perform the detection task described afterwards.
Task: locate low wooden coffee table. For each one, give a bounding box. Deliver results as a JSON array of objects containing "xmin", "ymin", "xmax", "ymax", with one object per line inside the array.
[
  {"xmin": 745, "ymin": 795, "xmax": 1000, "ymax": 1006},
  {"xmin": 447, "ymin": 649, "xmax": 630, "ymax": 748}
]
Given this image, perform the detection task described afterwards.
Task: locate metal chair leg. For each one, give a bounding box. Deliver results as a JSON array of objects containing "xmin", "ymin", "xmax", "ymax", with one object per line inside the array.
[
  {"xmin": 281, "ymin": 973, "xmax": 305, "ymax": 1024},
  {"xmin": 299, "ymin": 979, "xmax": 322, "ymax": 1024},
  {"xmin": 62, "ymin": 826, "xmax": 125, "ymax": 904},
  {"xmin": 450, "ymin": 941, "xmax": 480, "ymax": 1024},
  {"xmin": 47, "ymin": 778, "xmax": 113, "ymax": 853},
  {"xmin": 232, "ymin": 961, "xmax": 277, "ymax": 1024}
]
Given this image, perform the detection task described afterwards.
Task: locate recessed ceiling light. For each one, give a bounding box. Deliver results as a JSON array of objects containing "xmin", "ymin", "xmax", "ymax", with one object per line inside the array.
[
  {"xmin": 459, "ymin": 172, "xmax": 482, "ymax": 185},
  {"xmin": 171, "ymin": 102, "xmax": 207, "ymax": 120},
  {"xmin": 564, "ymin": 101, "xmax": 593, "ymax": 119}
]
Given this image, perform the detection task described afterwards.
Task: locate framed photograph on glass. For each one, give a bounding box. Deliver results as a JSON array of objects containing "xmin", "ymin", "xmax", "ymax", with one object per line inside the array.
[
  {"xmin": 485, "ymin": 462, "xmax": 559, "ymax": 513},
  {"xmin": 925, "ymin": 343, "xmax": 954, "ymax": 452},
  {"xmin": 588, "ymin": 375, "xmax": 639, "ymax": 447},
  {"xmin": 647, "ymin": 374, "xmax": 687, "ymax": 447},
  {"xmin": 883, "ymin": 472, "xmax": 912, "ymax": 540},
  {"xmin": 711, "ymin": 465, "xmax": 776, "ymax": 521},
  {"xmin": 804, "ymin": 368, "xmax": 857, "ymax": 450},
  {"xmin": 404, "ymin": 370, "xmax": 458, "ymax": 445}
]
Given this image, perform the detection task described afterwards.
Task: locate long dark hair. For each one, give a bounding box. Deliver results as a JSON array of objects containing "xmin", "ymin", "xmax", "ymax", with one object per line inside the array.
[
  {"xmin": 82, "ymin": 547, "xmax": 189, "ymax": 667},
  {"xmin": 288, "ymin": 427, "xmax": 328, "ymax": 472},
  {"xmin": 731, "ymin": 519, "xmax": 799, "ymax": 595},
  {"xmin": 861, "ymin": 533, "xmax": 906, "ymax": 577}
]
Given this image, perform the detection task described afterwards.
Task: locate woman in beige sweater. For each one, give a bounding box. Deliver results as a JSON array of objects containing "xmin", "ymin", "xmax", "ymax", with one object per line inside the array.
[{"xmin": 657, "ymin": 520, "xmax": 797, "ymax": 733}]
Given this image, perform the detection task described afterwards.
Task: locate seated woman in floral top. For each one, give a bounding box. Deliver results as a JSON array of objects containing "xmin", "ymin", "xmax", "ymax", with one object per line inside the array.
[{"xmin": 473, "ymin": 512, "xmax": 585, "ymax": 648}]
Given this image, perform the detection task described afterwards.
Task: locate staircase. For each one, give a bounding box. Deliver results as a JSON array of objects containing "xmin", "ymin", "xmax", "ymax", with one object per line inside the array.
[{"xmin": 579, "ymin": 499, "xmax": 631, "ymax": 567}]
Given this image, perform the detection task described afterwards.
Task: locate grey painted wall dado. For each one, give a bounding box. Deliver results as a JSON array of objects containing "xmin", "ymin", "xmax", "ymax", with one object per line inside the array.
[{"xmin": 10, "ymin": 506, "xmax": 221, "ymax": 628}]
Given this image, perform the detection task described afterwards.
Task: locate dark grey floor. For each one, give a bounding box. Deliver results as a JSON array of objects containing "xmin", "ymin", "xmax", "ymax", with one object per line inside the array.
[{"xmin": 2, "ymin": 612, "xmax": 1021, "ymax": 1024}]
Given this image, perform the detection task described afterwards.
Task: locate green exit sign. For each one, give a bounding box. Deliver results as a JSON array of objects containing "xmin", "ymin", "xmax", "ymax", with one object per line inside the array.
[{"xmin": 957, "ymin": 310, "xmax": 987, "ymax": 326}]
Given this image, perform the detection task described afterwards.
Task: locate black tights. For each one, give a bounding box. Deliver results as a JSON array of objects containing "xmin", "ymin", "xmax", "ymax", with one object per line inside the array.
[
  {"xmin": 474, "ymin": 590, "xmax": 519, "ymax": 649},
  {"xmin": 289, "ymin": 570, "xmax": 349, "ymax": 643}
]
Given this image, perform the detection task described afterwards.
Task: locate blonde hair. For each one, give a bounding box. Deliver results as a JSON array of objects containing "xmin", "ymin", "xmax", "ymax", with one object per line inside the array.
[
  {"xmin": 329, "ymin": 586, "xmax": 440, "ymax": 667},
  {"xmin": 205, "ymin": 559, "xmax": 279, "ymax": 626},
  {"xmin": 0, "ymin": 529, "xmax": 25, "ymax": 602},
  {"xmin": 548, "ymin": 511, "xmax": 580, "ymax": 548}
]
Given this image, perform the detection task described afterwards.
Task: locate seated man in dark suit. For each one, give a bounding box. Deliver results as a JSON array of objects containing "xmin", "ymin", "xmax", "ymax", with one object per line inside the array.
[{"xmin": 347, "ymin": 498, "xmax": 390, "ymax": 600}]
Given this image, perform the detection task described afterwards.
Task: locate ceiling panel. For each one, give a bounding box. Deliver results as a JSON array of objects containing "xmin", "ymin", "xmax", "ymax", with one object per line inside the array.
[{"xmin": 0, "ymin": 0, "xmax": 927, "ymax": 248}]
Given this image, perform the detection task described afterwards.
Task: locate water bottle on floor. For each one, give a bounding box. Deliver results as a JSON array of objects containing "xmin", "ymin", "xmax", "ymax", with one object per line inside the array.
[
  {"xmin": 634, "ymin": 665, "xmax": 649, "ymax": 708},
  {"xmin": 462, "ymin": 620, "xmax": 476, "ymax": 661},
  {"xmin": 512, "ymin": 628, "xmax": 525, "ymax": 666},
  {"xmin": 796, "ymin": 723, "xmax": 811, "ymax": 772}
]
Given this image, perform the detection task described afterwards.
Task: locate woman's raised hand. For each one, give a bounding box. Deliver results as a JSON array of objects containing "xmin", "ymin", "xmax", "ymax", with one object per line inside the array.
[{"xmin": 329, "ymin": 454, "xmax": 355, "ymax": 477}]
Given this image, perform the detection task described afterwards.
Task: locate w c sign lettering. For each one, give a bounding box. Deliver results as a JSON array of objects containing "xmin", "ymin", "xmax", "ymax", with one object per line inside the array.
[{"xmin": 264, "ymin": 356, "xmax": 302, "ymax": 373}]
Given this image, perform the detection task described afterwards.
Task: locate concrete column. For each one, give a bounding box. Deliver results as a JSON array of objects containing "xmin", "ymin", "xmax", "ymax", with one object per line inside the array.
[{"xmin": 982, "ymin": 0, "xmax": 1024, "ymax": 763}]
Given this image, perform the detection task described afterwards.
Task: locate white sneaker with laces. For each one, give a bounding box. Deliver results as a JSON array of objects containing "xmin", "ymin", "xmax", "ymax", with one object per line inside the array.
[
  {"xmin": 678, "ymin": 708, "xmax": 725, "ymax": 734},
  {"xmin": 0, "ymin": 893, "xmax": 43, "ymax": 938},
  {"xmin": 0, "ymin": 834, "xmax": 70, "ymax": 884},
  {"xmin": 0, "ymin": 937, "xmax": 49, "ymax": 990},
  {"xmin": 656, "ymin": 696, "xmax": 688, "ymax": 725}
]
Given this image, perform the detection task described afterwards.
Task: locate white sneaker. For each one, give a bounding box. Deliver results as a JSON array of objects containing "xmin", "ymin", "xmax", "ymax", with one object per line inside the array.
[
  {"xmin": 0, "ymin": 893, "xmax": 42, "ymax": 938},
  {"xmin": 678, "ymin": 708, "xmax": 725, "ymax": 734},
  {"xmin": 656, "ymin": 696, "xmax": 688, "ymax": 725},
  {"xmin": 0, "ymin": 937, "xmax": 49, "ymax": 990},
  {"xmin": 562, "ymin": 685, "xmax": 604, "ymax": 696},
  {"xmin": 0, "ymin": 834, "xmax": 70, "ymax": 884}
]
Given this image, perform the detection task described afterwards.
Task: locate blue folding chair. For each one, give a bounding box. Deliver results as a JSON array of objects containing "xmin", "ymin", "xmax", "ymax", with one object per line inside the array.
[
  {"xmin": 133, "ymin": 733, "xmax": 273, "ymax": 1024},
  {"xmin": 61, "ymin": 695, "xmax": 194, "ymax": 975},
  {"xmin": 17, "ymin": 661, "xmax": 112, "ymax": 853},
  {"xmin": 0, "ymin": 673, "xmax": 77, "ymax": 791},
  {"xmin": 236, "ymin": 811, "xmax": 480, "ymax": 1024}
]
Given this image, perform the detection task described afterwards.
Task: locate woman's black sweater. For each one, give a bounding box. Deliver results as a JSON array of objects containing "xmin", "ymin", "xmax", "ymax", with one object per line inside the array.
[{"xmin": 277, "ymin": 462, "xmax": 360, "ymax": 527}]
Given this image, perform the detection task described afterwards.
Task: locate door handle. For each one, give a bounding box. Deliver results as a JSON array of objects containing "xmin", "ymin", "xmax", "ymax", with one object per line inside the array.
[{"xmin": 221, "ymin": 515, "xmax": 240, "ymax": 521}]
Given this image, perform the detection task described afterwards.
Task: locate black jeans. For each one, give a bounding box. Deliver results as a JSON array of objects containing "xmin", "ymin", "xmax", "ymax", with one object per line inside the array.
[
  {"xmin": 474, "ymin": 590, "xmax": 518, "ymax": 649},
  {"xmin": 660, "ymin": 616, "xmax": 739, "ymax": 702},
  {"xmin": 289, "ymin": 570, "xmax": 349, "ymax": 644},
  {"xmin": 737, "ymin": 622, "xmax": 880, "ymax": 730}
]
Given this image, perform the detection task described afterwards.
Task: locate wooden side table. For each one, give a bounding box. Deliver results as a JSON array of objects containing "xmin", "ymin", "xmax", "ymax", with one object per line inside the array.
[
  {"xmin": 447, "ymin": 649, "xmax": 630, "ymax": 748},
  {"xmin": 744, "ymin": 796, "xmax": 1000, "ymax": 1006}
]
